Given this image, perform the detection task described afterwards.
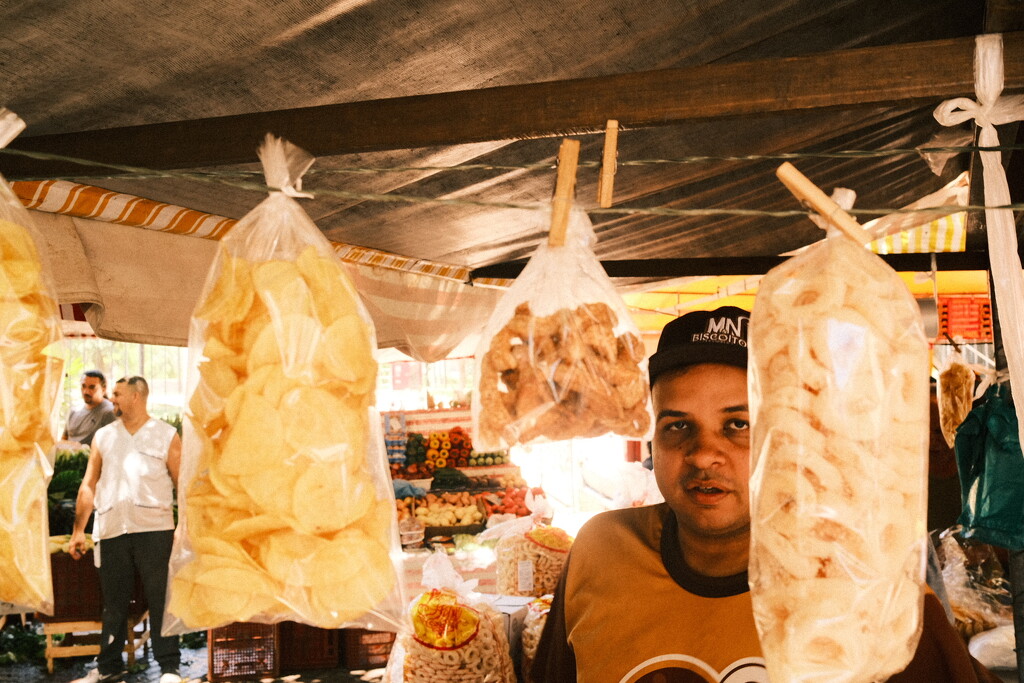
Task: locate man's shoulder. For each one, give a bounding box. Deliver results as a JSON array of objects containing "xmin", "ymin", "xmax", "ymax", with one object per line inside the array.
[
  {"xmin": 574, "ymin": 504, "xmax": 668, "ymax": 549},
  {"xmin": 97, "ymin": 399, "xmax": 115, "ymax": 414}
]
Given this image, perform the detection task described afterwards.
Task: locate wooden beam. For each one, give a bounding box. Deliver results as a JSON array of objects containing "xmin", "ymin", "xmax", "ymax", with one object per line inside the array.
[
  {"xmin": 470, "ymin": 252, "xmax": 992, "ymax": 280},
  {"xmin": 4, "ymin": 33, "xmax": 1024, "ymax": 179}
]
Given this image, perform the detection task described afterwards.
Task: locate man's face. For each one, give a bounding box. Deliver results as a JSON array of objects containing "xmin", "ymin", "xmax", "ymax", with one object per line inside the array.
[
  {"xmin": 80, "ymin": 377, "xmax": 105, "ymax": 407},
  {"xmin": 652, "ymin": 363, "xmax": 751, "ymax": 542},
  {"xmin": 110, "ymin": 382, "xmax": 133, "ymax": 418}
]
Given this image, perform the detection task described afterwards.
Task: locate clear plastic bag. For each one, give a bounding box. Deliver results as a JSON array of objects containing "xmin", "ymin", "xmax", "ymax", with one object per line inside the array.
[
  {"xmin": 937, "ymin": 349, "xmax": 976, "ymax": 448},
  {"xmin": 471, "ymin": 207, "xmax": 650, "ymax": 450},
  {"xmin": 0, "ymin": 109, "xmax": 65, "ymax": 616},
  {"xmin": 164, "ymin": 135, "xmax": 403, "ymax": 633},
  {"xmin": 938, "ymin": 528, "xmax": 1012, "ymax": 641},
  {"xmin": 385, "ymin": 550, "xmax": 517, "ymax": 683},
  {"xmin": 479, "ymin": 511, "xmax": 572, "ymax": 597},
  {"xmin": 749, "ymin": 229, "xmax": 930, "ymax": 683},
  {"xmin": 520, "ymin": 594, "xmax": 552, "ymax": 683}
]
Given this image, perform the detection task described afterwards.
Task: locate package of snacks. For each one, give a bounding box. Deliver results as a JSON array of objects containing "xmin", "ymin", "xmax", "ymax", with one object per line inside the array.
[
  {"xmin": 748, "ymin": 227, "xmax": 929, "ymax": 683},
  {"xmin": 0, "ymin": 110, "xmax": 65, "ymax": 616},
  {"xmin": 520, "ymin": 594, "xmax": 552, "ymax": 682},
  {"xmin": 386, "ymin": 550, "xmax": 516, "ymax": 683},
  {"xmin": 472, "ymin": 207, "xmax": 650, "ymax": 450},
  {"xmin": 937, "ymin": 349, "xmax": 976, "ymax": 448},
  {"xmin": 165, "ymin": 135, "xmax": 402, "ymax": 633},
  {"xmin": 480, "ymin": 510, "xmax": 572, "ymax": 597}
]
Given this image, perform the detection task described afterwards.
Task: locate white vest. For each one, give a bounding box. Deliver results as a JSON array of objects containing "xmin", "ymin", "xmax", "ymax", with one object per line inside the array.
[{"xmin": 92, "ymin": 418, "xmax": 177, "ymax": 540}]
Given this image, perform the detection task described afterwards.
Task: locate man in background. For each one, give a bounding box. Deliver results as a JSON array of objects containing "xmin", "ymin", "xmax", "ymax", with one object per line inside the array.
[
  {"xmin": 70, "ymin": 376, "xmax": 182, "ymax": 683},
  {"xmin": 62, "ymin": 370, "xmax": 116, "ymax": 447}
]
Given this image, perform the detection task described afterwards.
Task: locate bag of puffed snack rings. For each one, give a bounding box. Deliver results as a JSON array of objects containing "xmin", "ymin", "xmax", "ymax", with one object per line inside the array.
[
  {"xmin": 748, "ymin": 226, "xmax": 929, "ymax": 683},
  {"xmin": 472, "ymin": 206, "xmax": 650, "ymax": 450},
  {"xmin": 479, "ymin": 496, "xmax": 571, "ymax": 597},
  {"xmin": 937, "ymin": 349, "xmax": 976, "ymax": 448},
  {"xmin": 0, "ymin": 110, "xmax": 64, "ymax": 616},
  {"xmin": 165, "ymin": 135, "xmax": 403, "ymax": 633},
  {"xmin": 386, "ymin": 550, "xmax": 516, "ymax": 683},
  {"xmin": 520, "ymin": 594, "xmax": 552, "ymax": 682}
]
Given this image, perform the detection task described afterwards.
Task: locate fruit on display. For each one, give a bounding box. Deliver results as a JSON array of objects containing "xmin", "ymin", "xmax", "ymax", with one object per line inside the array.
[
  {"xmin": 467, "ymin": 451, "xmax": 508, "ymax": 467},
  {"xmin": 415, "ymin": 492, "xmax": 485, "ymax": 528},
  {"xmin": 395, "ymin": 496, "xmax": 419, "ymax": 522},
  {"xmin": 481, "ymin": 486, "xmax": 544, "ymax": 517}
]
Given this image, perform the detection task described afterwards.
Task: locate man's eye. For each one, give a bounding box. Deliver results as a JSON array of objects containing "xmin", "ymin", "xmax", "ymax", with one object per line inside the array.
[{"xmin": 726, "ymin": 418, "xmax": 750, "ymax": 433}]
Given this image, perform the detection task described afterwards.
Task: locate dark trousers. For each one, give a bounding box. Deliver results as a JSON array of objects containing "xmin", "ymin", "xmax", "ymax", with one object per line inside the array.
[{"xmin": 96, "ymin": 530, "xmax": 179, "ymax": 675}]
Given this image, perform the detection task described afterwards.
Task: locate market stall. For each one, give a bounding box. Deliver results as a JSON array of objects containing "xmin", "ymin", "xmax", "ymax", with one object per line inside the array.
[{"xmin": 3, "ymin": 3, "xmax": 1024, "ymax": 681}]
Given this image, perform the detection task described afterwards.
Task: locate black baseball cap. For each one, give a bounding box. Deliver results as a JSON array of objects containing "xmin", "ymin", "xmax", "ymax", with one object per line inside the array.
[{"xmin": 648, "ymin": 306, "xmax": 750, "ymax": 386}]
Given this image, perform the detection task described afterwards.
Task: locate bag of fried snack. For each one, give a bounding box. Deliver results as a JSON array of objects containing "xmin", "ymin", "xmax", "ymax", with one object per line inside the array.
[
  {"xmin": 937, "ymin": 349, "xmax": 976, "ymax": 448},
  {"xmin": 520, "ymin": 594, "xmax": 553, "ymax": 683},
  {"xmin": 748, "ymin": 227, "xmax": 930, "ymax": 683},
  {"xmin": 385, "ymin": 550, "xmax": 516, "ymax": 683},
  {"xmin": 472, "ymin": 206, "xmax": 650, "ymax": 450},
  {"xmin": 479, "ymin": 498, "xmax": 571, "ymax": 597},
  {"xmin": 0, "ymin": 110, "xmax": 65, "ymax": 616},
  {"xmin": 165, "ymin": 135, "xmax": 403, "ymax": 633}
]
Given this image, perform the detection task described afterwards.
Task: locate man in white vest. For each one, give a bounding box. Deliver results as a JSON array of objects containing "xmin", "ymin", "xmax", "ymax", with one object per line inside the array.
[{"xmin": 70, "ymin": 376, "xmax": 182, "ymax": 683}]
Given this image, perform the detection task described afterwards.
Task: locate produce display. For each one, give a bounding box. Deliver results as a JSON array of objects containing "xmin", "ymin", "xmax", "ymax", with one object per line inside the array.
[
  {"xmin": 749, "ymin": 231, "xmax": 929, "ymax": 683},
  {"xmin": 0, "ymin": 217, "xmax": 64, "ymax": 614},
  {"xmin": 521, "ymin": 595, "xmax": 553, "ymax": 683},
  {"xmin": 393, "ymin": 588, "xmax": 516, "ymax": 683},
  {"xmin": 480, "ymin": 486, "xmax": 541, "ymax": 518},
  {"xmin": 477, "ymin": 302, "xmax": 649, "ymax": 447},
  {"xmin": 495, "ymin": 526, "xmax": 572, "ymax": 597},
  {"xmin": 414, "ymin": 492, "xmax": 484, "ymax": 529},
  {"xmin": 47, "ymin": 534, "xmax": 94, "ymax": 555}
]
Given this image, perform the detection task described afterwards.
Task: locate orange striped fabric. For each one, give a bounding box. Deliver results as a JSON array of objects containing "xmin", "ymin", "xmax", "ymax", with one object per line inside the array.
[{"xmin": 12, "ymin": 179, "xmax": 479, "ymax": 283}]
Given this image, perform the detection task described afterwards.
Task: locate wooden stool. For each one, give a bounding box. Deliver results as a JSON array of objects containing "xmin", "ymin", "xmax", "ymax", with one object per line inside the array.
[{"xmin": 42, "ymin": 610, "xmax": 150, "ymax": 673}]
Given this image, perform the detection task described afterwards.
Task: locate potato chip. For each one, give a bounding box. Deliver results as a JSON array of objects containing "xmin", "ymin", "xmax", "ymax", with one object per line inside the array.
[
  {"xmin": 278, "ymin": 386, "xmax": 347, "ymax": 452},
  {"xmin": 218, "ymin": 392, "xmax": 283, "ymax": 475},
  {"xmin": 296, "ymin": 246, "xmax": 359, "ymax": 324},
  {"xmin": 194, "ymin": 253, "xmax": 255, "ymax": 324},
  {"xmin": 253, "ymin": 261, "xmax": 314, "ymax": 318},
  {"xmin": 291, "ymin": 460, "xmax": 374, "ymax": 535},
  {"xmin": 317, "ymin": 314, "xmax": 376, "ymax": 393},
  {"xmin": 0, "ymin": 219, "xmax": 40, "ymax": 261},
  {"xmin": 199, "ymin": 358, "xmax": 239, "ymax": 400}
]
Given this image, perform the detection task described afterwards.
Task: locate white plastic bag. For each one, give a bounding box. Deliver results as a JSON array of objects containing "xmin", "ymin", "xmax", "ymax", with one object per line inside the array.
[
  {"xmin": 472, "ymin": 207, "xmax": 650, "ymax": 450},
  {"xmin": 165, "ymin": 135, "xmax": 403, "ymax": 633},
  {"xmin": 749, "ymin": 228, "xmax": 930, "ymax": 682},
  {"xmin": 0, "ymin": 109, "xmax": 64, "ymax": 616}
]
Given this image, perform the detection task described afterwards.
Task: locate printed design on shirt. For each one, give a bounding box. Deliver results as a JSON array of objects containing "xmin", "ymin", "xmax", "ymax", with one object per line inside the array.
[{"xmin": 621, "ymin": 655, "xmax": 767, "ymax": 683}]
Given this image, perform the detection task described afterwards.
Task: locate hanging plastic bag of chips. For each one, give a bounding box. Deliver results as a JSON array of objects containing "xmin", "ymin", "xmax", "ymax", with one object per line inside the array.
[
  {"xmin": 472, "ymin": 206, "xmax": 650, "ymax": 450},
  {"xmin": 165, "ymin": 135, "xmax": 402, "ymax": 633},
  {"xmin": 385, "ymin": 550, "xmax": 517, "ymax": 683},
  {"xmin": 937, "ymin": 348, "xmax": 976, "ymax": 448},
  {"xmin": 749, "ymin": 226, "xmax": 930, "ymax": 682},
  {"xmin": 0, "ymin": 109, "xmax": 65, "ymax": 615}
]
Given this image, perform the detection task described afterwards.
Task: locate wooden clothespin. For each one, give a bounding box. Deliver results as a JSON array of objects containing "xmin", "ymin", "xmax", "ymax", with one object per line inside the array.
[
  {"xmin": 597, "ymin": 119, "xmax": 619, "ymax": 208},
  {"xmin": 549, "ymin": 138, "xmax": 581, "ymax": 247},
  {"xmin": 776, "ymin": 162, "xmax": 872, "ymax": 245}
]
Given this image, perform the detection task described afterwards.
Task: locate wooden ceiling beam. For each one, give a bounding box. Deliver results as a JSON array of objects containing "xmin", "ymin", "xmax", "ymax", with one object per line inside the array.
[
  {"xmin": 3, "ymin": 32, "xmax": 1023, "ymax": 179},
  {"xmin": 470, "ymin": 252, "xmax": 992, "ymax": 280}
]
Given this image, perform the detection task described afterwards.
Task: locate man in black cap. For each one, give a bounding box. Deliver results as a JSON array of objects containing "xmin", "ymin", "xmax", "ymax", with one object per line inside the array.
[{"xmin": 532, "ymin": 306, "xmax": 996, "ymax": 683}]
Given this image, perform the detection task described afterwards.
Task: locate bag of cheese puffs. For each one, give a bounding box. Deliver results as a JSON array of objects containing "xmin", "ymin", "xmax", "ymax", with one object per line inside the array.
[
  {"xmin": 471, "ymin": 206, "xmax": 650, "ymax": 450},
  {"xmin": 165, "ymin": 135, "xmax": 403, "ymax": 633},
  {"xmin": 0, "ymin": 109, "xmax": 65, "ymax": 616}
]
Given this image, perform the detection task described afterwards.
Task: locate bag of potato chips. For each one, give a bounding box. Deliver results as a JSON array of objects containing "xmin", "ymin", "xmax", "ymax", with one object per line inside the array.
[
  {"xmin": 748, "ymin": 227, "xmax": 929, "ymax": 683},
  {"xmin": 0, "ymin": 109, "xmax": 65, "ymax": 616},
  {"xmin": 471, "ymin": 206, "xmax": 650, "ymax": 450},
  {"xmin": 165, "ymin": 135, "xmax": 403, "ymax": 633},
  {"xmin": 385, "ymin": 550, "xmax": 517, "ymax": 683}
]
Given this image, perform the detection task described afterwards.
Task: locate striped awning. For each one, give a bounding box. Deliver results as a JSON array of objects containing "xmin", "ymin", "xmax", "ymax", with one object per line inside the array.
[{"xmin": 868, "ymin": 211, "xmax": 967, "ymax": 255}]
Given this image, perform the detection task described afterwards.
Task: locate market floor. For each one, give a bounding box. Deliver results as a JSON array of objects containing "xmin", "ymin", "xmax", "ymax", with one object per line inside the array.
[{"xmin": 0, "ymin": 647, "xmax": 385, "ymax": 683}]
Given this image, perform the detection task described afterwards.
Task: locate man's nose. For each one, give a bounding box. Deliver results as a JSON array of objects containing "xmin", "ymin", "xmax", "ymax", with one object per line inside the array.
[{"xmin": 684, "ymin": 431, "xmax": 726, "ymax": 469}]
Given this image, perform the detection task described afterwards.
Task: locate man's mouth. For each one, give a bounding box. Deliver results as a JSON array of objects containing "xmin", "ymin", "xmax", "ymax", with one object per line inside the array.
[{"xmin": 686, "ymin": 481, "xmax": 730, "ymax": 504}]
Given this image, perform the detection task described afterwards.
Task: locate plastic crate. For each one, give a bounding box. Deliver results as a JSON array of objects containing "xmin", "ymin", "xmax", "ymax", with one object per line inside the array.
[
  {"xmin": 341, "ymin": 628, "xmax": 396, "ymax": 670},
  {"xmin": 278, "ymin": 621, "xmax": 339, "ymax": 672},
  {"xmin": 39, "ymin": 552, "xmax": 146, "ymax": 622},
  {"xmin": 208, "ymin": 622, "xmax": 280, "ymax": 682}
]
